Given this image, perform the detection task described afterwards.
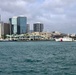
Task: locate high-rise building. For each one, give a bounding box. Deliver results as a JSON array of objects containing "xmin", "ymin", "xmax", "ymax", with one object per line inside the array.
[
  {"xmin": 0, "ymin": 15, "xmax": 10, "ymax": 38},
  {"xmin": 0, "ymin": 22, "xmax": 10, "ymax": 38},
  {"xmin": 33, "ymin": 22, "xmax": 44, "ymax": 32},
  {"xmin": 26, "ymin": 24, "xmax": 30, "ymax": 33},
  {"xmin": 9, "ymin": 16, "xmax": 27, "ymax": 34},
  {"xmin": 4, "ymin": 23, "xmax": 10, "ymax": 35},
  {"xmin": 0, "ymin": 22, "xmax": 4, "ymax": 38}
]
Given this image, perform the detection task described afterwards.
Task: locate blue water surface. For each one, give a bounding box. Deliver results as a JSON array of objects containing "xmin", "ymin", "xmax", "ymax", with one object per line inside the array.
[{"xmin": 0, "ymin": 41, "xmax": 76, "ymax": 75}]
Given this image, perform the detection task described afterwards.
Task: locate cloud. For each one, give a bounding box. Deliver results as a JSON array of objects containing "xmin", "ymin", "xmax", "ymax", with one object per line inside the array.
[{"xmin": 0, "ymin": 0, "xmax": 76, "ymax": 33}]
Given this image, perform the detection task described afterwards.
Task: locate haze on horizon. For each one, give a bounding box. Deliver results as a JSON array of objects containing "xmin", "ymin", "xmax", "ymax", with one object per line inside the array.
[{"xmin": 0, "ymin": 0, "xmax": 76, "ymax": 33}]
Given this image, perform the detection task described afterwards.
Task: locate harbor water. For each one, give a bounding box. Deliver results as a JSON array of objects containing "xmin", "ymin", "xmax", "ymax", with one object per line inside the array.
[{"xmin": 0, "ymin": 41, "xmax": 76, "ymax": 75}]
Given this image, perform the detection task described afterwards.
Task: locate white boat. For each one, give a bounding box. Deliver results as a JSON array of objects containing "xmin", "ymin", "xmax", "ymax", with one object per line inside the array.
[{"xmin": 55, "ymin": 37, "xmax": 73, "ymax": 42}]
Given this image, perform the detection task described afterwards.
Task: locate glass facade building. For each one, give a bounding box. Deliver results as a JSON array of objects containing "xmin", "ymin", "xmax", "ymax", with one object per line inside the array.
[{"xmin": 9, "ymin": 16, "xmax": 27, "ymax": 34}]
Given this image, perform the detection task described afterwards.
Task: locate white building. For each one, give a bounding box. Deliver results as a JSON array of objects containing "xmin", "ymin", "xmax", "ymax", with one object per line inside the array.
[{"xmin": 0, "ymin": 22, "xmax": 4, "ymax": 38}]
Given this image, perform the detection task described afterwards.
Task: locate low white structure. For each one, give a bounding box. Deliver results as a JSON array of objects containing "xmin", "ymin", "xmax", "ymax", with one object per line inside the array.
[{"xmin": 55, "ymin": 37, "xmax": 73, "ymax": 42}]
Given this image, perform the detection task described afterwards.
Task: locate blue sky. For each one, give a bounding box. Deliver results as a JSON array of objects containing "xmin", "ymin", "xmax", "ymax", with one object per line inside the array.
[{"xmin": 0, "ymin": 0, "xmax": 76, "ymax": 33}]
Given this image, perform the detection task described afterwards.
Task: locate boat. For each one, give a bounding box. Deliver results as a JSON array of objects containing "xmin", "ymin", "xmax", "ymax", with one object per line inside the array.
[{"xmin": 55, "ymin": 37, "xmax": 73, "ymax": 42}]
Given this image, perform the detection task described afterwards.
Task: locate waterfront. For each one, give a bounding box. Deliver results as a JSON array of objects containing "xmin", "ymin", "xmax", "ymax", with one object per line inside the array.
[{"xmin": 0, "ymin": 41, "xmax": 76, "ymax": 75}]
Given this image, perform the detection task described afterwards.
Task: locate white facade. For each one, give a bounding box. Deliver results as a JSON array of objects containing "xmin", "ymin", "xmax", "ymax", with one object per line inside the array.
[
  {"xmin": 0, "ymin": 22, "xmax": 4, "ymax": 38},
  {"xmin": 55, "ymin": 37, "xmax": 73, "ymax": 42}
]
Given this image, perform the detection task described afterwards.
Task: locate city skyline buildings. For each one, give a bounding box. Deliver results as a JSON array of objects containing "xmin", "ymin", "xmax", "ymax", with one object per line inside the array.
[
  {"xmin": 0, "ymin": 0, "xmax": 76, "ymax": 33},
  {"xmin": 0, "ymin": 15, "xmax": 45, "ymax": 38},
  {"xmin": 9, "ymin": 16, "xmax": 27, "ymax": 34}
]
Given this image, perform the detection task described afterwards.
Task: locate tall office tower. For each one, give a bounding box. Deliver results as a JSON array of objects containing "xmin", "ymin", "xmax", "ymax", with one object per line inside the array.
[
  {"xmin": 33, "ymin": 22, "xmax": 44, "ymax": 32},
  {"xmin": 9, "ymin": 16, "xmax": 27, "ymax": 34},
  {"xmin": 26, "ymin": 24, "xmax": 30, "ymax": 33}
]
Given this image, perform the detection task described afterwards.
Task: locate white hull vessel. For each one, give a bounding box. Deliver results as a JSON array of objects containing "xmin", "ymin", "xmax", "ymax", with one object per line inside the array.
[{"xmin": 55, "ymin": 37, "xmax": 73, "ymax": 42}]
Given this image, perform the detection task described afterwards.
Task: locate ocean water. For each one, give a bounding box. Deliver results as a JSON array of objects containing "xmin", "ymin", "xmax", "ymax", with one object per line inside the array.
[{"xmin": 0, "ymin": 41, "xmax": 76, "ymax": 75}]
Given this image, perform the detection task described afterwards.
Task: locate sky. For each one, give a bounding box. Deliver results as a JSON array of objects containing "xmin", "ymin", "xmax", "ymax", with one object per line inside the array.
[{"xmin": 0, "ymin": 0, "xmax": 76, "ymax": 33}]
